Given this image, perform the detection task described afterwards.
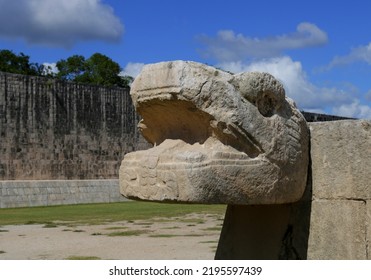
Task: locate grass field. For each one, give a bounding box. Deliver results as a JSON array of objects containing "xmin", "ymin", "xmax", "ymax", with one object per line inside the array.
[{"xmin": 0, "ymin": 201, "xmax": 226, "ymax": 226}]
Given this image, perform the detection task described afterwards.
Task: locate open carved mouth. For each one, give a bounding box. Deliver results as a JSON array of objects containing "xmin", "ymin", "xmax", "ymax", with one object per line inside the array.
[
  {"xmin": 119, "ymin": 61, "xmax": 309, "ymax": 205},
  {"xmin": 136, "ymin": 97, "xmax": 264, "ymax": 158},
  {"xmin": 120, "ymin": 97, "xmax": 268, "ymax": 204}
]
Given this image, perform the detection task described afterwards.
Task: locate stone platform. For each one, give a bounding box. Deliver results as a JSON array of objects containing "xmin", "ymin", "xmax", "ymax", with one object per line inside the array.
[{"xmin": 0, "ymin": 180, "xmax": 127, "ymax": 208}]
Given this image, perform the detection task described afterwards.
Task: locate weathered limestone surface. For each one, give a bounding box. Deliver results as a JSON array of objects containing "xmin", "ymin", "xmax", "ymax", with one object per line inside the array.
[
  {"xmin": 307, "ymin": 120, "xmax": 371, "ymax": 259},
  {"xmin": 307, "ymin": 200, "xmax": 367, "ymax": 259},
  {"xmin": 216, "ymin": 120, "xmax": 371, "ymax": 260},
  {"xmin": 368, "ymin": 202, "xmax": 371, "ymax": 259},
  {"xmin": 310, "ymin": 121, "xmax": 371, "ymax": 199},
  {"xmin": 120, "ymin": 61, "xmax": 309, "ymax": 204}
]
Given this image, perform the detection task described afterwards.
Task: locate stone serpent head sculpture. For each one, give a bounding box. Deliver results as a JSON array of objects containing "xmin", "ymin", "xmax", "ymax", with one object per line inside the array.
[{"xmin": 120, "ymin": 61, "xmax": 309, "ymax": 204}]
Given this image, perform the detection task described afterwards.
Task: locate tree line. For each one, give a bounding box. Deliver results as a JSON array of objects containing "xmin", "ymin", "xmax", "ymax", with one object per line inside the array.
[{"xmin": 0, "ymin": 49, "xmax": 133, "ymax": 88}]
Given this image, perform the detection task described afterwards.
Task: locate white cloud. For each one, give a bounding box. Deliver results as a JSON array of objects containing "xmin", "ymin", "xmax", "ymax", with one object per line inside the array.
[
  {"xmin": 219, "ymin": 56, "xmax": 354, "ymax": 112},
  {"xmin": 42, "ymin": 62, "xmax": 59, "ymax": 75},
  {"xmin": 0, "ymin": 0, "xmax": 124, "ymax": 48},
  {"xmin": 200, "ymin": 23, "xmax": 370, "ymax": 119},
  {"xmin": 333, "ymin": 101, "xmax": 371, "ymax": 120},
  {"xmin": 327, "ymin": 42, "xmax": 371, "ymax": 68},
  {"xmin": 200, "ymin": 22, "xmax": 328, "ymax": 61},
  {"xmin": 120, "ymin": 62, "xmax": 145, "ymax": 78}
]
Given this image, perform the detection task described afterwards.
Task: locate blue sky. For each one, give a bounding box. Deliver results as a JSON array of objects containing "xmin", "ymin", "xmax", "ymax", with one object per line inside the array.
[{"xmin": 0, "ymin": 0, "xmax": 370, "ymax": 119}]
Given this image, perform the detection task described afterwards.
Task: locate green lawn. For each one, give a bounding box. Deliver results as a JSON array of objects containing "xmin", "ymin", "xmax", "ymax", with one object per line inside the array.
[{"xmin": 0, "ymin": 201, "xmax": 226, "ymax": 226}]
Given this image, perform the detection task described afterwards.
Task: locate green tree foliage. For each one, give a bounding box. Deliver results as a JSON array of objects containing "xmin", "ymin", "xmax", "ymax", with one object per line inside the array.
[
  {"xmin": 0, "ymin": 49, "xmax": 45, "ymax": 76},
  {"xmin": 55, "ymin": 55, "xmax": 85, "ymax": 81},
  {"xmin": 0, "ymin": 49, "xmax": 133, "ymax": 87},
  {"xmin": 56, "ymin": 53, "xmax": 132, "ymax": 87}
]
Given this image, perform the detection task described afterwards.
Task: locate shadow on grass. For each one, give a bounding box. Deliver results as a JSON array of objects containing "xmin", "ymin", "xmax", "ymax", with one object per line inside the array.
[{"xmin": 65, "ymin": 255, "xmax": 101, "ymax": 260}]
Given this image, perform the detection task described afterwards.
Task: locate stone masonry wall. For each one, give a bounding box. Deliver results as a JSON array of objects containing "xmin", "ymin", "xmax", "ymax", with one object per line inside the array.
[
  {"xmin": 0, "ymin": 180, "xmax": 127, "ymax": 208},
  {"xmin": 0, "ymin": 71, "xmax": 149, "ymax": 180}
]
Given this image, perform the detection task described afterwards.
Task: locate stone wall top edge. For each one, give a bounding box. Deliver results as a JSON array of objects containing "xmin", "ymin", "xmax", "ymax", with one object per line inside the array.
[
  {"xmin": 0, "ymin": 71, "xmax": 130, "ymax": 91},
  {"xmin": 308, "ymin": 119, "xmax": 370, "ymax": 131},
  {"xmin": 308, "ymin": 119, "xmax": 370, "ymax": 126}
]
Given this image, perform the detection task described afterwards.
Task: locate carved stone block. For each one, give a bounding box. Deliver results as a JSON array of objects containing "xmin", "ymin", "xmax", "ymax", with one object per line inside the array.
[{"xmin": 120, "ymin": 61, "xmax": 309, "ymax": 204}]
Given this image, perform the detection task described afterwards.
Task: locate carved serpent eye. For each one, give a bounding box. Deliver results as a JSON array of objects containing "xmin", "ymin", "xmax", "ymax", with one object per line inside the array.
[
  {"xmin": 256, "ymin": 90, "xmax": 279, "ymax": 117},
  {"xmin": 232, "ymin": 72, "xmax": 285, "ymax": 117}
]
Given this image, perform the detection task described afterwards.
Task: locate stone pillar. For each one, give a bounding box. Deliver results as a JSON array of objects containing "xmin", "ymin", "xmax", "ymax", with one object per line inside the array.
[
  {"xmin": 306, "ymin": 120, "xmax": 370, "ymax": 259},
  {"xmin": 215, "ymin": 204, "xmax": 291, "ymax": 259}
]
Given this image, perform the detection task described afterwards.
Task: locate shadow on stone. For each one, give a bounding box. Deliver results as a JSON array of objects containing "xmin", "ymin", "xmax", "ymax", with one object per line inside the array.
[{"xmin": 215, "ymin": 162, "xmax": 313, "ymax": 260}]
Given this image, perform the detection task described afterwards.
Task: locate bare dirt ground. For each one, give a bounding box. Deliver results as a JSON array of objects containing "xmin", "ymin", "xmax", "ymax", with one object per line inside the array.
[{"xmin": 0, "ymin": 213, "xmax": 224, "ymax": 260}]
